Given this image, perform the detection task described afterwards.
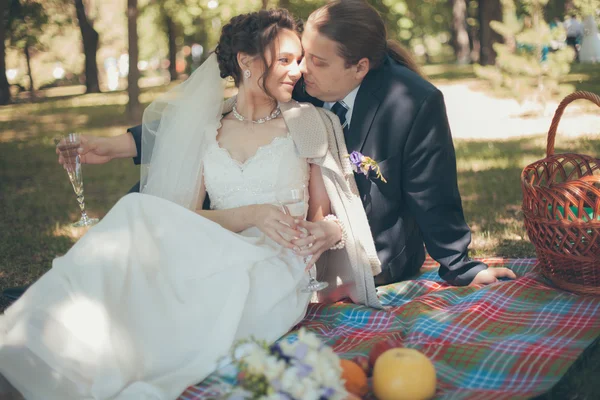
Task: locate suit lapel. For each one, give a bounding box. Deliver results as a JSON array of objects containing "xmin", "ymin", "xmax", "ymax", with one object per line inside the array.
[{"xmin": 346, "ymin": 67, "xmax": 384, "ymax": 153}]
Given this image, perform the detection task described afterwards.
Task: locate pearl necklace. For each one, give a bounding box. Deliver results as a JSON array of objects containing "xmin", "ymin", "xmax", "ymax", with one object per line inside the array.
[{"xmin": 232, "ymin": 102, "xmax": 281, "ymax": 124}]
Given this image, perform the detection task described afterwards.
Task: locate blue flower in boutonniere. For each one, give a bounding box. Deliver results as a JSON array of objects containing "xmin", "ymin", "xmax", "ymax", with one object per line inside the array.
[{"xmin": 347, "ymin": 151, "xmax": 387, "ymax": 183}]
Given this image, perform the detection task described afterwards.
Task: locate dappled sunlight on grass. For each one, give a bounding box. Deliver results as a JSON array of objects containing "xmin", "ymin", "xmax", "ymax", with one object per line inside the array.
[
  {"xmin": 458, "ymin": 63, "xmax": 600, "ymax": 105},
  {"xmin": 0, "ymin": 139, "xmax": 138, "ymax": 293},
  {"xmin": 561, "ymin": 64, "xmax": 600, "ymax": 98},
  {"xmin": 456, "ymin": 156, "xmax": 539, "ymax": 173},
  {"xmin": 0, "ymin": 83, "xmax": 178, "ymax": 142},
  {"xmin": 422, "ymin": 64, "xmax": 476, "ymax": 82},
  {"xmin": 454, "ymin": 134, "xmax": 600, "ymax": 258}
]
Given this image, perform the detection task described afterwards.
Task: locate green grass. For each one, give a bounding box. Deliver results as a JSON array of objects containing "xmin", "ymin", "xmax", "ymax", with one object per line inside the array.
[
  {"xmin": 563, "ymin": 63, "xmax": 600, "ymax": 95},
  {"xmin": 456, "ymin": 135, "xmax": 600, "ymax": 258},
  {"xmin": 1, "ymin": 65, "xmax": 600, "ymax": 397},
  {"xmin": 423, "ymin": 63, "xmax": 600, "ymax": 104},
  {"xmin": 422, "ymin": 64, "xmax": 477, "ymax": 82}
]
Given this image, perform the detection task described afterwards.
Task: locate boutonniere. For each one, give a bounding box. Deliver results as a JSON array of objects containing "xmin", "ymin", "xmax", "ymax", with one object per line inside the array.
[{"xmin": 347, "ymin": 151, "xmax": 387, "ymax": 183}]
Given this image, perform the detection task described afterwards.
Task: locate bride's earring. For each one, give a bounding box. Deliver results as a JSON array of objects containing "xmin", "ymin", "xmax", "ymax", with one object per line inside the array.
[{"xmin": 243, "ymin": 69, "xmax": 251, "ymax": 79}]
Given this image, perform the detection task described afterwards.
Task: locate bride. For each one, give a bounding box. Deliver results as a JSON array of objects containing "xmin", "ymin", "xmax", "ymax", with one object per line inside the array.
[{"xmin": 0, "ymin": 9, "xmax": 380, "ymax": 400}]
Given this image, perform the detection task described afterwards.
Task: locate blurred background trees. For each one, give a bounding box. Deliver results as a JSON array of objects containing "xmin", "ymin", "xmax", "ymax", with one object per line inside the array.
[
  {"xmin": 475, "ymin": 0, "xmax": 575, "ymax": 109},
  {"xmin": 75, "ymin": 0, "xmax": 100, "ymax": 93},
  {"xmin": 1, "ymin": 0, "xmax": 598, "ymax": 108}
]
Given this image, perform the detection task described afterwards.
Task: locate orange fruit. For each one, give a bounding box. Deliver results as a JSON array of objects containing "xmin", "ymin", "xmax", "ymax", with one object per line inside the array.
[
  {"xmin": 372, "ymin": 348, "xmax": 436, "ymax": 400},
  {"xmin": 339, "ymin": 359, "xmax": 369, "ymax": 397}
]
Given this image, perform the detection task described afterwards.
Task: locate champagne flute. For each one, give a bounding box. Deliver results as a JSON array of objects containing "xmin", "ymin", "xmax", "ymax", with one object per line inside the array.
[
  {"xmin": 55, "ymin": 133, "xmax": 99, "ymax": 228},
  {"xmin": 276, "ymin": 186, "xmax": 329, "ymax": 293}
]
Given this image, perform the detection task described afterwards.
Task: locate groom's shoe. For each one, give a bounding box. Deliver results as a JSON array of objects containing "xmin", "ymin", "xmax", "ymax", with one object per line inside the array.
[{"xmin": 2, "ymin": 286, "xmax": 29, "ymax": 302}]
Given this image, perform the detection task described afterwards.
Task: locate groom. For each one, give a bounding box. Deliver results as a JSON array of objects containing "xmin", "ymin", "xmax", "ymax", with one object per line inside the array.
[
  {"xmin": 290, "ymin": 0, "xmax": 514, "ymax": 286},
  {"xmin": 3, "ymin": 1, "xmax": 513, "ymax": 303}
]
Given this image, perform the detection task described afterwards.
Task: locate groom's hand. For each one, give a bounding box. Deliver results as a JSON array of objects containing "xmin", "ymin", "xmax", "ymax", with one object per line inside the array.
[
  {"xmin": 56, "ymin": 133, "xmax": 138, "ymax": 166},
  {"xmin": 470, "ymin": 267, "xmax": 517, "ymax": 286},
  {"xmin": 292, "ymin": 219, "xmax": 342, "ymax": 269},
  {"xmin": 57, "ymin": 135, "xmax": 113, "ymax": 165}
]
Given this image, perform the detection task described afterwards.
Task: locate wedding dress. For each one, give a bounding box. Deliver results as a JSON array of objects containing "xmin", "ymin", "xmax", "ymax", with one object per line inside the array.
[
  {"xmin": 0, "ymin": 132, "xmax": 312, "ymax": 399},
  {"xmin": 579, "ymin": 15, "xmax": 600, "ymax": 63}
]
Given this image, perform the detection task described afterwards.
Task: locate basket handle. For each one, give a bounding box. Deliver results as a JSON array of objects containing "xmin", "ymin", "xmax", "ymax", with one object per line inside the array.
[{"xmin": 546, "ymin": 91, "xmax": 600, "ymax": 157}]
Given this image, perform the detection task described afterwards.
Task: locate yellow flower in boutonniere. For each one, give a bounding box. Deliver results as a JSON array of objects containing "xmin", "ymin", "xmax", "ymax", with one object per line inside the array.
[{"xmin": 347, "ymin": 151, "xmax": 387, "ymax": 183}]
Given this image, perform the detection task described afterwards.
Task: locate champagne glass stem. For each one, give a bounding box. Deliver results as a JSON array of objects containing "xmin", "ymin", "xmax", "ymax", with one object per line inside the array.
[{"xmin": 76, "ymin": 193, "xmax": 91, "ymax": 222}]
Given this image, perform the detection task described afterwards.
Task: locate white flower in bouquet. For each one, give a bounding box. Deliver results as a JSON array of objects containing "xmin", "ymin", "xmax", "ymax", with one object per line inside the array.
[
  {"xmin": 263, "ymin": 355, "xmax": 287, "ymax": 382},
  {"xmin": 227, "ymin": 328, "xmax": 348, "ymax": 400},
  {"xmin": 297, "ymin": 329, "xmax": 323, "ymax": 350},
  {"xmin": 244, "ymin": 346, "xmax": 269, "ymax": 376}
]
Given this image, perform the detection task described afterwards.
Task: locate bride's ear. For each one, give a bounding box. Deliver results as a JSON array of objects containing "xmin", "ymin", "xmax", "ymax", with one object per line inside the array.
[{"xmin": 236, "ymin": 53, "xmax": 253, "ymax": 74}]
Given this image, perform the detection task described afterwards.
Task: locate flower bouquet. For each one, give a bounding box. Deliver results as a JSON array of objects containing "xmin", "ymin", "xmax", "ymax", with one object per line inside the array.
[{"xmin": 225, "ymin": 328, "xmax": 349, "ymax": 400}]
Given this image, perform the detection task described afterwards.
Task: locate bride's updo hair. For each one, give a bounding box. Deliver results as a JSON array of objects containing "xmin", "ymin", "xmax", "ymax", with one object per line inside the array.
[{"xmin": 215, "ymin": 9, "xmax": 302, "ymax": 89}]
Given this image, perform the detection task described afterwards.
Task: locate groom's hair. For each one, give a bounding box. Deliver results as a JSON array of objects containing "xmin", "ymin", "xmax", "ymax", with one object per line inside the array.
[
  {"xmin": 308, "ymin": 0, "xmax": 423, "ymax": 77},
  {"xmin": 215, "ymin": 9, "xmax": 302, "ymax": 96}
]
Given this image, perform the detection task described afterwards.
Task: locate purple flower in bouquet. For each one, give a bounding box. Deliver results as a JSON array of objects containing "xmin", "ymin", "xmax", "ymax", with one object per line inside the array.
[
  {"xmin": 346, "ymin": 151, "xmax": 387, "ymax": 183},
  {"xmin": 293, "ymin": 343, "xmax": 309, "ymax": 360},
  {"xmin": 270, "ymin": 342, "xmax": 291, "ymax": 364},
  {"xmin": 320, "ymin": 387, "xmax": 336, "ymax": 399},
  {"xmin": 228, "ymin": 329, "xmax": 348, "ymax": 400},
  {"xmin": 295, "ymin": 363, "xmax": 313, "ymax": 379}
]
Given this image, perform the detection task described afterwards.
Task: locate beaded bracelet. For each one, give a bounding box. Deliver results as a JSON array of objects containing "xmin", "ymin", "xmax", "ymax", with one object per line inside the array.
[{"xmin": 323, "ymin": 214, "xmax": 347, "ymax": 250}]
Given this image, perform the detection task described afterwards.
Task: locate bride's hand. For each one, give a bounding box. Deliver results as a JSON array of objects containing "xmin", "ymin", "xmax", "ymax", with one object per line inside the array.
[
  {"xmin": 251, "ymin": 205, "xmax": 305, "ymax": 249},
  {"xmin": 291, "ymin": 219, "xmax": 342, "ymax": 269}
]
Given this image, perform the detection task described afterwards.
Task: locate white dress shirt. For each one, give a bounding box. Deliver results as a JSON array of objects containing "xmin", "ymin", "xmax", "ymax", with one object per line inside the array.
[
  {"xmin": 323, "ymin": 84, "xmax": 361, "ymax": 129},
  {"xmin": 564, "ymin": 18, "xmax": 584, "ymax": 38}
]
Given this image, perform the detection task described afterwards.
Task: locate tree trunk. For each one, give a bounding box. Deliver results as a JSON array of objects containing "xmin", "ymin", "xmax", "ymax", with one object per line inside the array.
[
  {"xmin": 262, "ymin": 0, "xmax": 268, "ymax": 10},
  {"xmin": 74, "ymin": 0, "xmax": 100, "ymax": 93},
  {"xmin": 0, "ymin": 0, "xmax": 11, "ymax": 105},
  {"xmin": 450, "ymin": 0, "xmax": 471, "ymax": 64},
  {"xmin": 165, "ymin": 14, "xmax": 177, "ymax": 81},
  {"xmin": 478, "ymin": 0, "xmax": 502, "ymax": 65},
  {"xmin": 468, "ymin": 23, "xmax": 480, "ymax": 63},
  {"xmin": 24, "ymin": 44, "xmax": 34, "ymax": 95},
  {"xmin": 127, "ymin": 0, "xmax": 141, "ymax": 122}
]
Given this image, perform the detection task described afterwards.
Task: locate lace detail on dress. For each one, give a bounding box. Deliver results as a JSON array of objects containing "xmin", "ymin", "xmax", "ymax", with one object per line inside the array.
[{"xmin": 203, "ymin": 135, "xmax": 309, "ymax": 210}]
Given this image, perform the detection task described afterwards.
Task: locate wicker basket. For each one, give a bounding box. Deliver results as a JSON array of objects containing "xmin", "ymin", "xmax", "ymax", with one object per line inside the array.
[{"xmin": 521, "ymin": 91, "xmax": 600, "ymax": 295}]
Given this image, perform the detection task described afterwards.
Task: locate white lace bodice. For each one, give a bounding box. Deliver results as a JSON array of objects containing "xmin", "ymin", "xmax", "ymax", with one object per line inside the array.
[{"xmin": 203, "ymin": 135, "xmax": 309, "ymax": 210}]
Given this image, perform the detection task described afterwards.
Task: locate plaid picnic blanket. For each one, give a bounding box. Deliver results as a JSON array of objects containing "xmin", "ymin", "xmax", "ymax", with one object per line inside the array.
[{"xmin": 179, "ymin": 258, "xmax": 600, "ymax": 399}]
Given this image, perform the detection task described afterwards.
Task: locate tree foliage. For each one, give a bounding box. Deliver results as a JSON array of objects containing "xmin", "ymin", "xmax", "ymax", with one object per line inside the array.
[
  {"xmin": 4, "ymin": 0, "xmax": 586, "ymax": 99},
  {"xmin": 573, "ymin": 0, "xmax": 600, "ymax": 17},
  {"xmin": 475, "ymin": 0, "xmax": 574, "ymax": 108},
  {"xmin": 7, "ymin": 0, "xmax": 48, "ymax": 51}
]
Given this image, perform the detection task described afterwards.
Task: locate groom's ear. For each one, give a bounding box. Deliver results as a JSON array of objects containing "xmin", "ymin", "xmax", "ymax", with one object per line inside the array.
[{"xmin": 354, "ymin": 57, "xmax": 370, "ymax": 81}]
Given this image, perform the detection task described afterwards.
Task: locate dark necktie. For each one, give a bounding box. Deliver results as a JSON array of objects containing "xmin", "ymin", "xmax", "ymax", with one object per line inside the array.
[{"xmin": 330, "ymin": 101, "xmax": 349, "ymax": 136}]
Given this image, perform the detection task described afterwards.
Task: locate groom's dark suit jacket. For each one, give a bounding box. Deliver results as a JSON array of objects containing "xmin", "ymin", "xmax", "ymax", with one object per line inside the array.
[{"xmin": 127, "ymin": 55, "xmax": 487, "ymax": 286}]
